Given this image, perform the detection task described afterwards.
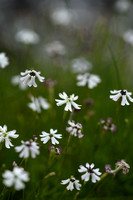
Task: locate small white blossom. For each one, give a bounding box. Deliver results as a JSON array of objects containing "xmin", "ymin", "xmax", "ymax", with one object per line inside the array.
[
  {"xmin": 66, "ymin": 120, "xmax": 83, "ymax": 138},
  {"xmin": 15, "ymin": 140, "xmax": 40, "ymax": 158},
  {"xmin": 15, "ymin": 29, "xmax": 40, "ymax": 44},
  {"xmin": 71, "ymin": 57, "xmax": 92, "ymax": 73},
  {"xmin": 123, "ymin": 30, "xmax": 133, "ymax": 45},
  {"xmin": 61, "ymin": 176, "xmax": 81, "ymax": 191},
  {"xmin": 110, "ymin": 90, "xmax": 133, "ymax": 106},
  {"xmin": 51, "ymin": 8, "xmax": 72, "ymax": 26},
  {"xmin": 11, "ymin": 75, "xmax": 27, "ymax": 90},
  {"xmin": 3, "ymin": 166, "xmax": 29, "ymax": 190},
  {"xmin": 40, "ymin": 129, "xmax": 62, "ymax": 145},
  {"xmin": 55, "ymin": 92, "xmax": 81, "ymax": 112},
  {"xmin": 44, "ymin": 41, "xmax": 66, "ymax": 56},
  {"xmin": 0, "ymin": 52, "xmax": 9, "ymax": 68},
  {"xmin": 20, "ymin": 69, "xmax": 45, "ymax": 87},
  {"xmin": 115, "ymin": 0, "xmax": 130, "ymax": 13},
  {"xmin": 28, "ymin": 96, "xmax": 50, "ymax": 113},
  {"xmin": 0, "ymin": 125, "xmax": 18, "ymax": 149},
  {"xmin": 77, "ymin": 73, "xmax": 101, "ymax": 89},
  {"xmin": 78, "ymin": 163, "xmax": 102, "ymax": 183}
]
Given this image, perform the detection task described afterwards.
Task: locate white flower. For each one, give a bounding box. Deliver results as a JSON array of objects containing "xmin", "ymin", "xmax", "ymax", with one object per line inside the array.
[
  {"xmin": 40, "ymin": 129, "xmax": 62, "ymax": 145},
  {"xmin": 51, "ymin": 8, "xmax": 72, "ymax": 26},
  {"xmin": 123, "ymin": 30, "xmax": 133, "ymax": 45},
  {"xmin": 66, "ymin": 120, "xmax": 83, "ymax": 138},
  {"xmin": 115, "ymin": 0, "xmax": 130, "ymax": 13},
  {"xmin": 20, "ymin": 69, "xmax": 45, "ymax": 87},
  {"xmin": 3, "ymin": 166, "xmax": 29, "ymax": 190},
  {"xmin": 0, "ymin": 125, "xmax": 18, "ymax": 149},
  {"xmin": 78, "ymin": 163, "xmax": 102, "ymax": 183},
  {"xmin": 11, "ymin": 75, "xmax": 27, "ymax": 90},
  {"xmin": 55, "ymin": 92, "xmax": 81, "ymax": 112},
  {"xmin": 61, "ymin": 176, "xmax": 81, "ymax": 191},
  {"xmin": 71, "ymin": 57, "xmax": 92, "ymax": 73},
  {"xmin": 15, "ymin": 140, "xmax": 40, "ymax": 158},
  {"xmin": 0, "ymin": 52, "xmax": 9, "ymax": 68},
  {"xmin": 15, "ymin": 28, "xmax": 40, "ymax": 44},
  {"xmin": 44, "ymin": 41, "xmax": 66, "ymax": 56},
  {"xmin": 110, "ymin": 90, "xmax": 133, "ymax": 106},
  {"xmin": 77, "ymin": 73, "xmax": 101, "ymax": 89},
  {"xmin": 28, "ymin": 96, "xmax": 50, "ymax": 113}
]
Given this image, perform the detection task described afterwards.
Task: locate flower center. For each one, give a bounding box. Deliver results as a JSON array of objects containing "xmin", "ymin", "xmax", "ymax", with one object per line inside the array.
[
  {"xmin": 70, "ymin": 178, "xmax": 75, "ymax": 182},
  {"xmin": 121, "ymin": 90, "xmax": 126, "ymax": 95},
  {"xmin": 30, "ymin": 72, "xmax": 36, "ymax": 76},
  {"xmin": 87, "ymin": 167, "xmax": 94, "ymax": 173},
  {"xmin": 50, "ymin": 134, "xmax": 53, "ymax": 138}
]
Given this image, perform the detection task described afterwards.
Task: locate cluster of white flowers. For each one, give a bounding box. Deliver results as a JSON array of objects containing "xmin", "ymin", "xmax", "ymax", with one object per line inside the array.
[
  {"xmin": 15, "ymin": 29, "xmax": 40, "ymax": 44},
  {"xmin": 0, "ymin": 125, "xmax": 18, "ymax": 148},
  {"xmin": 28, "ymin": 96, "xmax": 50, "ymax": 113},
  {"xmin": 3, "ymin": 166, "xmax": 29, "ymax": 190},
  {"xmin": 20, "ymin": 70, "xmax": 45, "ymax": 87},
  {"xmin": 55, "ymin": 92, "xmax": 81, "ymax": 112},
  {"xmin": 61, "ymin": 163, "xmax": 102, "ymax": 191},
  {"xmin": 66, "ymin": 120, "xmax": 83, "ymax": 138},
  {"xmin": 0, "ymin": 52, "xmax": 9, "ymax": 68},
  {"xmin": 40, "ymin": 129, "xmax": 62, "ymax": 145}
]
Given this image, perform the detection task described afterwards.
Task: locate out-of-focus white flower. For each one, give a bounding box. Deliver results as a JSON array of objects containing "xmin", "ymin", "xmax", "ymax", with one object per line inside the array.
[
  {"xmin": 20, "ymin": 70, "xmax": 45, "ymax": 87},
  {"xmin": 3, "ymin": 166, "xmax": 29, "ymax": 190},
  {"xmin": 15, "ymin": 29, "xmax": 40, "ymax": 44},
  {"xmin": 0, "ymin": 52, "xmax": 9, "ymax": 68},
  {"xmin": 66, "ymin": 120, "xmax": 83, "ymax": 138},
  {"xmin": 44, "ymin": 41, "xmax": 66, "ymax": 56},
  {"xmin": 78, "ymin": 163, "xmax": 102, "ymax": 183},
  {"xmin": 110, "ymin": 90, "xmax": 133, "ymax": 106},
  {"xmin": 61, "ymin": 176, "xmax": 81, "ymax": 191},
  {"xmin": 77, "ymin": 73, "xmax": 101, "ymax": 89},
  {"xmin": 15, "ymin": 140, "xmax": 40, "ymax": 158},
  {"xmin": 51, "ymin": 8, "xmax": 73, "ymax": 26},
  {"xmin": 55, "ymin": 92, "xmax": 81, "ymax": 112},
  {"xmin": 123, "ymin": 30, "xmax": 133, "ymax": 45},
  {"xmin": 11, "ymin": 75, "xmax": 27, "ymax": 90},
  {"xmin": 28, "ymin": 96, "xmax": 50, "ymax": 113},
  {"xmin": 40, "ymin": 129, "xmax": 62, "ymax": 145},
  {"xmin": 71, "ymin": 57, "xmax": 92, "ymax": 73},
  {"xmin": 0, "ymin": 125, "xmax": 18, "ymax": 149},
  {"xmin": 115, "ymin": 0, "xmax": 130, "ymax": 13}
]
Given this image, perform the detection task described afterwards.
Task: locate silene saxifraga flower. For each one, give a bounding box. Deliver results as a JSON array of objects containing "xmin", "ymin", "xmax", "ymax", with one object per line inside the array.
[
  {"xmin": 28, "ymin": 96, "xmax": 50, "ymax": 113},
  {"xmin": 105, "ymin": 160, "xmax": 130, "ymax": 175},
  {"xmin": 15, "ymin": 28, "xmax": 40, "ymax": 44},
  {"xmin": 11, "ymin": 75, "xmax": 27, "ymax": 90},
  {"xmin": 0, "ymin": 125, "xmax": 18, "ymax": 148},
  {"xmin": 2, "ymin": 166, "xmax": 29, "ymax": 190},
  {"xmin": 110, "ymin": 90, "xmax": 133, "ymax": 106},
  {"xmin": 78, "ymin": 163, "xmax": 102, "ymax": 183},
  {"xmin": 77, "ymin": 73, "xmax": 101, "ymax": 89},
  {"xmin": 40, "ymin": 129, "xmax": 62, "ymax": 145},
  {"xmin": 61, "ymin": 176, "xmax": 81, "ymax": 191},
  {"xmin": 20, "ymin": 69, "xmax": 45, "ymax": 87},
  {"xmin": 15, "ymin": 140, "xmax": 40, "ymax": 158},
  {"xmin": 55, "ymin": 92, "xmax": 81, "ymax": 112},
  {"xmin": 0, "ymin": 52, "xmax": 9, "ymax": 68},
  {"xmin": 99, "ymin": 117, "xmax": 117, "ymax": 133},
  {"xmin": 66, "ymin": 120, "xmax": 84, "ymax": 138}
]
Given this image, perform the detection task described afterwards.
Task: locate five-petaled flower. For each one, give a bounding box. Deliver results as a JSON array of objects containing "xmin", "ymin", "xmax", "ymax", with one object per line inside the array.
[
  {"xmin": 28, "ymin": 96, "xmax": 50, "ymax": 113},
  {"xmin": 0, "ymin": 125, "xmax": 18, "ymax": 148},
  {"xmin": 78, "ymin": 163, "xmax": 102, "ymax": 183},
  {"xmin": 66, "ymin": 120, "xmax": 83, "ymax": 138},
  {"xmin": 15, "ymin": 140, "xmax": 40, "ymax": 158},
  {"xmin": 77, "ymin": 73, "xmax": 101, "ymax": 89},
  {"xmin": 3, "ymin": 166, "xmax": 29, "ymax": 190},
  {"xmin": 0, "ymin": 52, "xmax": 9, "ymax": 68},
  {"xmin": 110, "ymin": 90, "xmax": 133, "ymax": 106},
  {"xmin": 40, "ymin": 129, "xmax": 62, "ymax": 145},
  {"xmin": 20, "ymin": 70, "xmax": 45, "ymax": 87},
  {"xmin": 55, "ymin": 92, "xmax": 81, "ymax": 112},
  {"xmin": 61, "ymin": 176, "xmax": 81, "ymax": 191}
]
